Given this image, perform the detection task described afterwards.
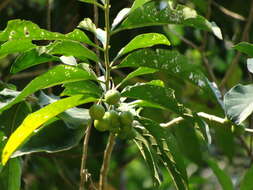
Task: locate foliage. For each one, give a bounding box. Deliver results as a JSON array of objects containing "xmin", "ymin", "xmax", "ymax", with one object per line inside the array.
[{"xmin": 0, "ymin": 0, "xmax": 253, "ymax": 189}]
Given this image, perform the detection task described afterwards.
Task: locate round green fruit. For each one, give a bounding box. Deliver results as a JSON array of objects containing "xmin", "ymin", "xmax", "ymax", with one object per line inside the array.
[
  {"xmin": 104, "ymin": 110, "xmax": 121, "ymax": 132},
  {"xmin": 94, "ymin": 119, "xmax": 110, "ymax": 132},
  {"xmin": 104, "ymin": 89, "xmax": 121, "ymax": 105},
  {"xmin": 120, "ymin": 111, "xmax": 134, "ymax": 126},
  {"xmin": 89, "ymin": 104, "xmax": 105, "ymax": 120}
]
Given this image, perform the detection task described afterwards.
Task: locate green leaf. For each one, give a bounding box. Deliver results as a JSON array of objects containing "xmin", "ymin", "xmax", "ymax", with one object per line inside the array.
[
  {"xmin": 0, "ymin": 19, "xmax": 93, "ymax": 44},
  {"xmin": 130, "ymin": 0, "xmax": 152, "ymax": 12},
  {"xmin": 240, "ymin": 164, "xmax": 253, "ymax": 190},
  {"xmin": 0, "ymin": 64, "xmax": 96, "ymax": 113},
  {"xmin": 172, "ymin": 120, "xmax": 204, "ymax": 164},
  {"xmin": 115, "ymin": 33, "xmax": 170, "ymax": 60},
  {"xmin": 224, "ymin": 84, "xmax": 253, "ymax": 124},
  {"xmin": 119, "ymin": 67, "xmax": 157, "ymax": 87},
  {"xmin": 207, "ymin": 159, "xmax": 234, "ymax": 190},
  {"xmin": 0, "ymin": 40, "xmax": 36, "ymax": 58},
  {"xmin": 137, "ymin": 117, "xmax": 188, "ymax": 190},
  {"xmin": 46, "ymin": 40, "xmax": 99, "ymax": 62},
  {"xmin": 12, "ymin": 118, "xmax": 86, "ymax": 157},
  {"xmin": 234, "ymin": 42, "xmax": 253, "ymax": 57},
  {"xmin": 111, "ymin": 8, "xmax": 131, "ymax": 30},
  {"xmin": 0, "ymin": 158, "xmax": 21, "ymax": 190},
  {"xmin": 116, "ymin": 49, "xmax": 212, "ymax": 92},
  {"xmin": 1, "ymin": 95, "xmax": 96, "ymax": 165},
  {"xmin": 0, "ymin": 102, "xmax": 32, "ymax": 136},
  {"xmin": 61, "ymin": 81, "xmax": 103, "ymax": 97},
  {"xmin": 122, "ymin": 81, "xmax": 188, "ymax": 115},
  {"xmin": 78, "ymin": 18, "xmax": 106, "ymax": 47},
  {"xmin": 134, "ymin": 134, "xmax": 162, "ymax": 186},
  {"xmin": 113, "ymin": 1, "xmax": 222, "ymax": 39},
  {"xmin": 11, "ymin": 49, "xmax": 59, "ymax": 73}
]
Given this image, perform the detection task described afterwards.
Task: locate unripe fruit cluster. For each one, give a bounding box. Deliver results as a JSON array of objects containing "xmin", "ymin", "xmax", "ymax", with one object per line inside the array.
[{"xmin": 89, "ymin": 104, "xmax": 136, "ymax": 140}]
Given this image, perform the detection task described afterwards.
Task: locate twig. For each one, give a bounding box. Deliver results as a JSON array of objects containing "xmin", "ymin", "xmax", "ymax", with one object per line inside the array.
[
  {"xmin": 79, "ymin": 124, "xmax": 93, "ymax": 190},
  {"xmin": 220, "ymin": 0, "xmax": 253, "ymax": 89},
  {"xmin": 161, "ymin": 112, "xmax": 228, "ymax": 128},
  {"xmin": 99, "ymin": 133, "xmax": 116, "ymax": 190},
  {"xmin": 212, "ymin": 1, "xmax": 246, "ymax": 21}
]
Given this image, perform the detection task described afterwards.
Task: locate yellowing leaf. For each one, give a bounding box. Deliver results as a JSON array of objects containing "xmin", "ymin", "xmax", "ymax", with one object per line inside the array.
[{"xmin": 2, "ymin": 95, "xmax": 96, "ymax": 165}]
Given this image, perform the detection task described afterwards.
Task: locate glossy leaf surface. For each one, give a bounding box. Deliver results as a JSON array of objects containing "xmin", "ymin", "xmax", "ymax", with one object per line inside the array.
[{"xmin": 2, "ymin": 95, "xmax": 96, "ymax": 165}]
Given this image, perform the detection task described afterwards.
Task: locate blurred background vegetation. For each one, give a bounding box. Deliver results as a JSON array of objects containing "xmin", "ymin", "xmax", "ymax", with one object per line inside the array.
[{"xmin": 0, "ymin": 0, "xmax": 253, "ymax": 189}]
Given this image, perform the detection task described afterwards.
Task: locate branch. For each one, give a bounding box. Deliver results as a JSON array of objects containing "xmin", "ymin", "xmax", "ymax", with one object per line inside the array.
[
  {"xmin": 220, "ymin": 0, "xmax": 253, "ymax": 89},
  {"xmin": 212, "ymin": 1, "xmax": 246, "ymax": 21},
  {"xmin": 161, "ymin": 112, "xmax": 228, "ymax": 129},
  {"xmin": 79, "ymin": 124, "xmax": 92, "ymax": 190},
  {"xmin": 99, "ymin": 133, "xmax": 116, "ymax": 190}
]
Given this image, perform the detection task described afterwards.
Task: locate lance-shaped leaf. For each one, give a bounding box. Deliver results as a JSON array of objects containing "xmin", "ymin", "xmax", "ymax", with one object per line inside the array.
[
  {"xmin": 122, "ymin": 81, "xmax": 188, "ymax": 115},
  {"xmin": 115, "ymin": 33, "xmax": 170, "ymax": 60},
  {"xmin": 0, "ymin": 19, "xmax": 93, "ymax": 44},
  {"xmin": 240, "ymin": 164, "xmax": 253, "ymax": 190},
  {"xmin": 113, "ymin": 1, "xmax": 222, "ymax": 39},
  {"xmin": 46, "ymin": 40, "xmax": 99, "ymax": 62},
  {"xmin": 0, "ymin": 40, "xmax": 36, "ymax": 58},
  {"xmin": 116, "ymin": 49, "xmax": 211, "ymax": 93},
  {"xmin": 2, "ymin": 95, "xmax": 96, "ymax": 165},
  {"xmin": 0, "ymin": 64, "xmax": 96, "ymax": 113},
  {"xmin": 137, "ymin": 117, "xmax": 188, "ymax": 190},
  {"xmin": 111, "ymin": 8, "xmax": 131, "ymax": 30},
  {"xmin": 11, "ymin": 49, "xmax": 59, "ymax": 74},
  {"xmin": 12, "ymin": 117, "xmax": 87, "ymax": 157},
  {"xmin": 207, "ymin": 159, "xmax": 234, "ymax": 190},
  {"xmin": 134, "ymin": 134, "xmax": 162, "ymax": 186},
  {"xmin": 61, "ymin": 81, "xmax": 103, "ymax": 97},
  {"xmin": 130, "ymin": 0, "xmax": 152, "ymax": 12},
  {"xmin": 234, "ymin": 42, "xmax": 253, "ymax": 57},
  {"xmin": 224, "ymin": 84, "xmax": 253, "ymax": 124},
  {"xmin": 0, "ymin": 158, "xmax": 21, "ymax": 190},
  {"xmin": 118, "ymin": 67, "xmax": 157, "ymax": 87}
]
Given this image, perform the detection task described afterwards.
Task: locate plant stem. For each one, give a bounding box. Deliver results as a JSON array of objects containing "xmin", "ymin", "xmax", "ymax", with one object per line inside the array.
[
  {"xmin": 79, "ymin": 124, "xmax": 92, "ymax": 190},
  {"xmin": 104, "ymin": 0, "xmax": 111, "ymax": 90},
  {"xmin": 99, "ymin": 133, "xmax": 116, "ymax": 190}
]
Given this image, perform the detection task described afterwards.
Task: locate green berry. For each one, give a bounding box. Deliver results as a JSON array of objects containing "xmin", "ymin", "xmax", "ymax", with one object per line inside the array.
[
  {"xmin": 104, "ymin": 89, "xmax": 121, "ymax": 105},
  {"xmin": 104, "ymin": 110, "xmax": 121, "ymax": 132},
  {"xmin": 89, "ymin": 104, "xmax": 105, "ymax": 120},
  {"xmin": 94, "ymin": 119, "xmax": 110, "ymax": 132},
  {"xmin": 120, "ymin": 111, "xmax": 134, "ymax": 126}
]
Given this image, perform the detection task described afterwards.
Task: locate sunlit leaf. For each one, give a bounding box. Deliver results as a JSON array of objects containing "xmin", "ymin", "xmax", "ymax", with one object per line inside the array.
[
  {"xmin": 115, "ymin": 33, "xmax": 170, "ymax": 59},
  {"xmin": 46, "ymin": 40, "xmax": 99, "ymax": 62},
  {"xmin": 111, "ymin": 8, "xmax": 131, "ymax": 30},
  {"xmin": 113, "ymin": 1, "xmax": 222, "ymax": 39},
  {"xmin": 0, "ymin": 65, "xmax": 96, "ymax": 113},
  {"xmin": 11, "ymin": 48, "xmax": 59, "ymax": 73},
  {"xmin": 1, "ymin": 95, "xmax": 96, "ymax": 165},
  {"xmin": 122, "ymin": 81, "xmax": 188, "ymax": 115},
  {"xmin": 117, "ymin": 49, "xmax": 211, "ymax": 93},
  {"xmin": 0, "ymin": 19, "xmax": 93, "ymax": 44},
  {"xmin": 119, "ymin": 67, "xmax": 157, "ymax": 86},
  {"xmin": 224, "ymin": 84, "xmax": 253, "ymax": 124},
  {"xmin": 61, "ymin": 81, "xmax": 103, "ymax": 97}
]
